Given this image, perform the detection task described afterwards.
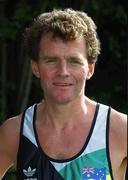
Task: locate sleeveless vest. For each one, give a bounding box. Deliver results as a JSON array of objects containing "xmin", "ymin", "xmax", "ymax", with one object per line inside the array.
[{"xmin": 17, "ymin": 103, "xmax": 114, "ymax": 180}]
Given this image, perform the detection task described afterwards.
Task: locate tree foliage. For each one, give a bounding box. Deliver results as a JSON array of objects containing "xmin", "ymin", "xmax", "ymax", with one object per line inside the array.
[{"xmin": 0, "ymin": 0, "xmax": 127, "ymax": 179}]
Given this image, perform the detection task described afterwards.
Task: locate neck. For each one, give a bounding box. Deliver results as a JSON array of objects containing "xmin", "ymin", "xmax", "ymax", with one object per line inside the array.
[{"xmin": 41, "ymin": 96, "xmax": 88, "ymax": 129}]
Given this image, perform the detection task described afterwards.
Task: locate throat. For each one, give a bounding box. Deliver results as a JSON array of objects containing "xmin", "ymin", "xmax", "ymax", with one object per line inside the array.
[{"xmin": 41, "ymin": 100, "xmax": 88, "ymax": 129}]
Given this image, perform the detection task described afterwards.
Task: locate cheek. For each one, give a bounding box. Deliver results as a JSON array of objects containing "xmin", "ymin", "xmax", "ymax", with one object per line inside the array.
[
  {"xmin": 39, "ymin": 68, "xmax": 52, "ymax": 80},
  {"xmin": 73, "ymin": 68, "xmax": 88, "ymax": 81}
]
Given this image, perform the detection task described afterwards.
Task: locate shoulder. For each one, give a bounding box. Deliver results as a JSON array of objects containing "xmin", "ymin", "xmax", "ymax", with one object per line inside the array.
[
  {"xmin": 110, "ymin": 108, "xmax": 127, "ymax": 136},
  {"xmin": 0, "ymin": 114, "xmax": 22, "ymax": 138},
  {"xmin": 109, "ymin": 108, "xmax": 127, "ymax": 156}
]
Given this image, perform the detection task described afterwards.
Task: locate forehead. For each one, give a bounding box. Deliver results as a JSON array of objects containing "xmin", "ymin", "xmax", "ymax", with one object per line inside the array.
[{"xmin": 39, "ymin": 33, "xmax": 87, "ymax": 58}]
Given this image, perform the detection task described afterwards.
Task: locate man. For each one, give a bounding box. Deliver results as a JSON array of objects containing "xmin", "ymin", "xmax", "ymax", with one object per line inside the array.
[{"xmin": 0, "ymin": 8, "xmax": 127, "ymax": 180}]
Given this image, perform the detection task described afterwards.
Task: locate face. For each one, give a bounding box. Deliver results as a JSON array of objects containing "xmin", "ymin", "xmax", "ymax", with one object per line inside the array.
[{"xmin": 32, "ymin": 33, "xmax": 95, "ymax": 104}]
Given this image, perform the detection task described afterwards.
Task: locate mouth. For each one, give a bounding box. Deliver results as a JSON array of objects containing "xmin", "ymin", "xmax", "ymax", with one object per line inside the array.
[{"xmin": 53, "ymin": 82, "xmax": 73, "ymax": 87}]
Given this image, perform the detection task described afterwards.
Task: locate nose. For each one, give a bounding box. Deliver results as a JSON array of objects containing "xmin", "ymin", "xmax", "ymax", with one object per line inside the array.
[{"xmin": 57, "ymin": 61, "xmax": 70, "ymax": 77}]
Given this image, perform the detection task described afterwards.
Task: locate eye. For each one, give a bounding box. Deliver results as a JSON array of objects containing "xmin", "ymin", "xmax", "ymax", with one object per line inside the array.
[
  {"xmin": 45, "ymin": 59, "xmax": 57, "ymax": 64},
  {"xmin": 69, "ymin": 58, "xmax": 83, "ymax": 65}
]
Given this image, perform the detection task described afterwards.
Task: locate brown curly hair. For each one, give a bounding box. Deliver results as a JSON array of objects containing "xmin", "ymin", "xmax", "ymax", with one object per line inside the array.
[{"xmin": 24, "ymin": 8, "xmax": 101, "ymax": 63}]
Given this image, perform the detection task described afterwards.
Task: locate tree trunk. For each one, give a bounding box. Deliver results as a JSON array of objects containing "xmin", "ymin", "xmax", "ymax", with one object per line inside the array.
[
  {"xmin": 19, "ymin": 58, "xmax": 32, "ymax": 112},
  {"xmin": 0, "ymin": 42, "xmax": 7, "ymax": 121},
  {"xmin": 0, "ymin": 0, "xmax": 7, "ymax": 122}
]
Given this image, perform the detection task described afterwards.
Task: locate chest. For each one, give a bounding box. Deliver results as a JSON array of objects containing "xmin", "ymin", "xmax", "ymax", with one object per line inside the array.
[{"xmin": 36, "ymin": 123, "xmax": 90, "ymax": 160}]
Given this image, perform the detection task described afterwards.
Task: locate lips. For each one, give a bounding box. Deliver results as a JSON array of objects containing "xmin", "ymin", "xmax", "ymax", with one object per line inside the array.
[{"xmin": 53, "ymin": 82, "xmax": 73, "ymax": 86}]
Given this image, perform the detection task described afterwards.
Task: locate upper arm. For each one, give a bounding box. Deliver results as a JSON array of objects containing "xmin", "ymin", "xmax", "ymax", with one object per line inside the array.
[
  {"xmin": 110, "ymin": 109, "xmax": 127, "ymax": 158},
  {"xmin": 109, "ymin": 109, "xmax": 127, "ymax": 179},
  {"xmin": 0, "ymin": 116, "xmax": 21, "ymax": 178},
  {"xmin": 117, "ymin": 112, "xmax": 127, "ymax": 158}
]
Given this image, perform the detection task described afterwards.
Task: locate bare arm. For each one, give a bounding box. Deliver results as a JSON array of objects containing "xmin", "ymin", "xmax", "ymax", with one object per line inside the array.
[
  {"xmin": 0, "ymin": 116, "xmax": 21, "ymax": 179},
  {"xmin": 109, "ymin": 109, "xmax": 127, "ymax": 180}
]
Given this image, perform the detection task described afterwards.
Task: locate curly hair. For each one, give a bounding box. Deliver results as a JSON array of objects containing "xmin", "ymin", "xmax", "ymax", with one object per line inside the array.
[{"xmin": 24, "ymin": 8, "xmax": 101, "ymax": 63}]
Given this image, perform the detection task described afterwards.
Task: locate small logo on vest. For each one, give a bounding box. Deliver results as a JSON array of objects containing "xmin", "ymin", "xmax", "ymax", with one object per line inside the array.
[{"xmin": 23, "ymin": 166, "xmax": 37, "ymax": 180}]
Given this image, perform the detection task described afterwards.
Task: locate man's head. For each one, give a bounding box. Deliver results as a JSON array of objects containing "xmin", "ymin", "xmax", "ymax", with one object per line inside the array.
[{"xmin": 24, "ymin": 8, "xmax": 101, "ymax": 64}]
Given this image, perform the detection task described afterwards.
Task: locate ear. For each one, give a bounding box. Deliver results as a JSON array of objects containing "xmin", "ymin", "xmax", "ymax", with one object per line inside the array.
[
  {"xmin": 31, "ymin": 60, "xmax": 40, "ymax": 78},
  {"xmin": 87, "ymin": 63, "xmax": 95, "ymax": 80}
]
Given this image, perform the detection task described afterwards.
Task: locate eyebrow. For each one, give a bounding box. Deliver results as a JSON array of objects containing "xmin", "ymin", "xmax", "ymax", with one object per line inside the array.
[
  {"xmin": 39, "ymin": 54, "xmax": 57, "ymax": 59},
  {"xmin": 40, "ymin": 54, "xmax": 84, "ymax": 60}
]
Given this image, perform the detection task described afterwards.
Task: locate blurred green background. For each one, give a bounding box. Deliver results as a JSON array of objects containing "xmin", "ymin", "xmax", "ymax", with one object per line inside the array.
[{"xmin": 0, "ymin": 0, "xmax": 127, "ymax": 179}]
